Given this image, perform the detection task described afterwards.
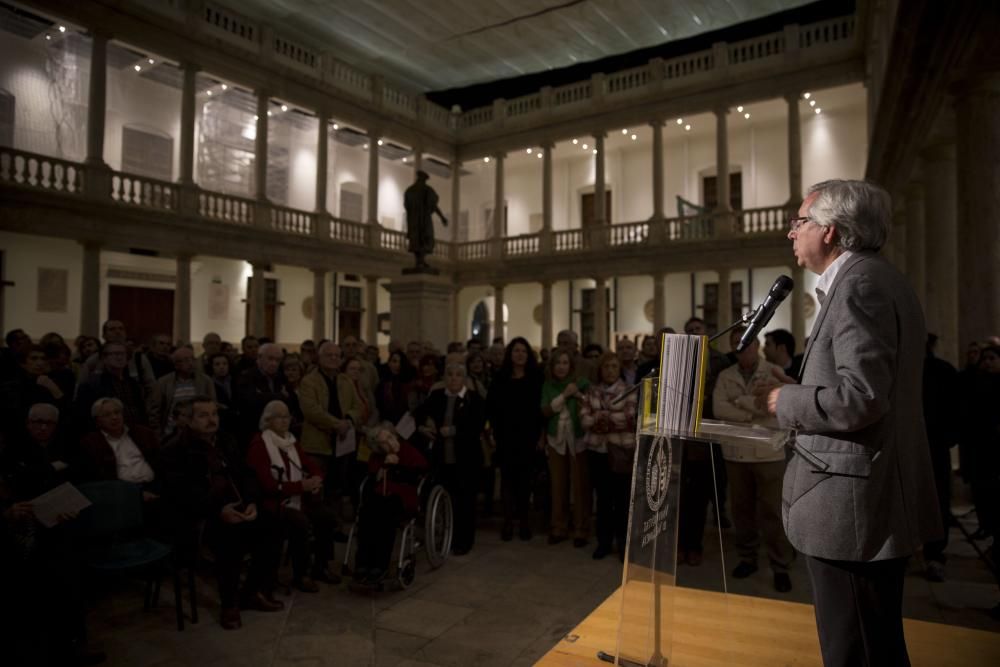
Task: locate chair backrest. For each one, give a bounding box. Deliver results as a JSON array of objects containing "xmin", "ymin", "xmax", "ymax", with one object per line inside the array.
[{"xmin": 76, "ymin": 480, "xmax": 144, "ymax": 539}]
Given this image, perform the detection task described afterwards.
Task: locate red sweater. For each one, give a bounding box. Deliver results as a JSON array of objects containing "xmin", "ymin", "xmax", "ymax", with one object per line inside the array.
[
  {"xmin": 367, "ymin": 440, "xmax": 428, "ymax": 515},
  {"xmin": 246, "ymin": 432, "xmax": 324, "ymax": 515}
]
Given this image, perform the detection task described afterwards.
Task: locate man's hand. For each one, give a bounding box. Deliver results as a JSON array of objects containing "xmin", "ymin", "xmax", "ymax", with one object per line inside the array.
[
  {"xmin": 302, "ymin": 477, "xmax": 323, "ymax": 493},
  {"xmin": 384, "ymin": 453, "xmax": 400, "ymax": 466},
  {"xmin": 563, "ymin": 382, "xmax": 579, "ymax": 398},
  {"xmin": 5, "ymin": 502, "xmax": 34, "ymax": 523},
  {"xmin": 336, "ymin": 418, "xmax": 351, "ymax": 437},
  {"xmin": 142, "ymin": 491, "xmax": 160, "ymax": 502},
  {"xmin": 36, "ymin": 375, "xmax": 63, "ymax": 399},
  {"xmin": 440, "ymin": 216, "xmax": 448, "ymax": 226},
  {"xmin": 765, "ymin": 386, "xmax": 782, "ymax": 416},
  {"xmin": 220, "ymin": 502, "xmax": 245, "ymax": 524},
  {"xmin": 242, "ymin": 503, "xmax": 258, "ymax": 521}
]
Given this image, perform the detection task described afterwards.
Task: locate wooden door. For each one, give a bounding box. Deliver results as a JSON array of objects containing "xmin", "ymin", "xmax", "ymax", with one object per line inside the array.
[
  {"xmin": 108, "ymin": 285, "xmax": 174, "ymax": 344},
  {"xmin": 581, "ymin": 191, "xmax": 613, "ymax": 227}
]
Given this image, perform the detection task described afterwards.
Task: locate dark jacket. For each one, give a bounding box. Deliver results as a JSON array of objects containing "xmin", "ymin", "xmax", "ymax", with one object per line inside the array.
[
  {"xmin": 412, "ymin": 388, "xmax": 486, "ymax": 471},
  {"xmin": 75, "ymin": 371, "xmax": 149, "ymax": 431},
  {"xmin": 77, "ymin": 424, "xmax": 161, "ymax": 487},
  {"xmin": 486, "ymin": 371, "xmax": 544, "ymax": 467},
  {"xmin": 235, "ymin": 368, "xmax": 289, "ymax": 447}
]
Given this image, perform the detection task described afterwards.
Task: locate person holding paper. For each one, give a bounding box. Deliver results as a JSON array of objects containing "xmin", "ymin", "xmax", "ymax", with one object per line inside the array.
[
  {"xmin": 763, "ymin": 180, "xmax": 941, "ymax": 666},
  {"xmin": 0, "ymin": 403, "xmax": 99, "ymax": 665},
  {"xmin": 298, "ymin": 342, "xmax": 362, "ymax": 515}
]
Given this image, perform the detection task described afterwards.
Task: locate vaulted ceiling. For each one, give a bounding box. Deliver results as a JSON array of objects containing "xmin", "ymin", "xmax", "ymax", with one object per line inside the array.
[{"xmin": 230, "ymin": 0, "xmax": 821, "ymax": 93}]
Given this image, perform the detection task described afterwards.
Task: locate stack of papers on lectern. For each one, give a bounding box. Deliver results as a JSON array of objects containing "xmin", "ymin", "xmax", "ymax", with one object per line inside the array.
[{"xmin": 655, "ymin": 334, "xmax": 709, "ymax": 435}]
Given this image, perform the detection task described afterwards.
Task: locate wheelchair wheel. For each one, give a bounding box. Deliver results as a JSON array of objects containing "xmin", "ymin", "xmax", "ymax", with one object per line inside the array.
[
  {"xmin": 424, "ymin": 485, "xmax": 453, "ymax": 569},
  {"xmin": 398, "ymin": 559, "xmax": 416, "ymax": 588}
]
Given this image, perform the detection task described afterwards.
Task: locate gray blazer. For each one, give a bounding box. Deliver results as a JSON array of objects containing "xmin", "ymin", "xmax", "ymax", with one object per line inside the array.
[{"xmin": 776, "ymin": 251, "xmax": 942, "ymax": 561}]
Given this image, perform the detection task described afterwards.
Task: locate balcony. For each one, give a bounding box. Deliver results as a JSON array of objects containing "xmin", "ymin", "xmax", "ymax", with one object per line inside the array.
[{"xmin": 0, "ymin": 146, "xmax": 793, "ymax": 279}]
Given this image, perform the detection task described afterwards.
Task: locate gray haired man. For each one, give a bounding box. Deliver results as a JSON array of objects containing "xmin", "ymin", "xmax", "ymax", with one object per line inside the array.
[{"xmin": 763, "ymin": 180, "xmax": 941, "ymax": 666}]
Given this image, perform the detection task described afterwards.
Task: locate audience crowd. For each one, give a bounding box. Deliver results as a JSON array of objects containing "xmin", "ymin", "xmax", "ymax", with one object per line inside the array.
[{"xmin": 1, "ymin": 318, "xmax": 997, "ymax": 665}]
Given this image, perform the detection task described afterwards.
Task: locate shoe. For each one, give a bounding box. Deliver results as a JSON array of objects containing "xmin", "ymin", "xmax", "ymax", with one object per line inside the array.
[
  {"xmin": 501, "ymin": 522, "xmax": 514, "ymax": 541},
  {"xmin": 685, "ymin": 551, "xmax": 703, "ymax": 566},
  {"xmin": 731, "ymin": 562, "xmax": 758, "ymax": 579},
  {"xmin": 295, "ymin": 577, "xmax": 320, "ymax": 593},
  {"xmin": 925, "ymin": 561, "xmax": 946, "ymax": 583},
  {"xmin": 592, "ymin": 544, "xmax": 612, "ymax": 560},
  {"xmin": 548, "ymin": 534, "xmax": 567, "ymax": 545},
  {"xmin": 573, "ymin": 538, "xmax": 588, "ymax": 548},
  {"xmin": 241, "ymin": 591, "xmax": 285, "ymax": 612},
  {"xmin": 312, "ymin": 567, "xmax": 342, "ymax": 585},
  {"xmin": 773, "ymin": 572, "xmax": 792, "ymax": 593},
  {"xmin": 220, "ymin": 607, "xmax": 242, "ymax": 630},
  {"xmin": 519, "ymin": 524, "xmax": 533, "ymax": 541}
]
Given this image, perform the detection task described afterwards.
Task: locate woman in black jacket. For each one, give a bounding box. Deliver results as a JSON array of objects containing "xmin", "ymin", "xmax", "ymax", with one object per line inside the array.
[
  {"xmin": 486, "ymin": 337, "xmax": 544, "ymax": 541},
  {"xmin": 412, "ymin": 362, "xmax": 486, "ymax": 555}
]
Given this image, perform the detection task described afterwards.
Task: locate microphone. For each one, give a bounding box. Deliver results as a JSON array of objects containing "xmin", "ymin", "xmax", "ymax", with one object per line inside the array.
[{"xmin": 736, "ymin": 275, "xmax": 794, "ymax": 352}]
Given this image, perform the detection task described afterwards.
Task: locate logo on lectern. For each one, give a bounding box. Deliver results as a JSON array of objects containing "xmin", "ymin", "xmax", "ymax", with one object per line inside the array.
[{"xmin": 645, "ymin": 436, "xmax": 671, "ymax": 512}]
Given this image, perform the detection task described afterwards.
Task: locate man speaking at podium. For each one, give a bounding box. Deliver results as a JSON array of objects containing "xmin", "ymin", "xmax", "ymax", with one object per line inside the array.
[{"xmin": 763, "ymin": 180, "xmax": 941, "ymax": 666}]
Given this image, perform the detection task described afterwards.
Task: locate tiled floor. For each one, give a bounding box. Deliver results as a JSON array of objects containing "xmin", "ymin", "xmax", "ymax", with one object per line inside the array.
[{"xmin": 88, "ymin": 505, "xmax": 999, "ymax": 666}]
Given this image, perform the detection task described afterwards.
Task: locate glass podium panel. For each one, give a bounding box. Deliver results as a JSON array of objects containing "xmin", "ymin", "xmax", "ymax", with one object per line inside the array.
[{"xmin": 603, "ymin": 379, "xmax": 789, "ymax": 666}]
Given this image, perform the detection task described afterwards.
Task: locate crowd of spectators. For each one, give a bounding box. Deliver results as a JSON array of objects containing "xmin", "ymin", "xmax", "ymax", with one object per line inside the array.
[{"xmin": 1, "ymin": 319, "xmax": 997, "ymax": 663}]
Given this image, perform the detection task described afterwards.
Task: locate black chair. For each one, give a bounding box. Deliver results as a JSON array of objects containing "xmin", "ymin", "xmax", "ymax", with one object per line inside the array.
[{"xmin": 76, "ymin": 481, "xmax": 194, "ymax": 630}]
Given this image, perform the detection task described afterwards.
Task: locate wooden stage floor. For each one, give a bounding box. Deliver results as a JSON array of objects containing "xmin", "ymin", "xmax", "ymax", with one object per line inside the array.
[{"xmin": 538, "ymin": 585, "xmax": 1000, "ymax": 666}]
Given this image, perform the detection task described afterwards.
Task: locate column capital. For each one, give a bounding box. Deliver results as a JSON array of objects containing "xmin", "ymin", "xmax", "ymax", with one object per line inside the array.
[
  {"xmin": 175, "ymin": 252, "xmax": 194, "ymax": 262},
  {"xmin": 539, "ymin": 278, "xmax": 553, "ymax": 288},
  {"xmin": 783, "ymin": 90, "xmax": 802, "ymax": 103},
  {"xmin": 540, "ymin": 141, "xmax": 555, "ymax": 150},
  {"xmin": 492, "ymin": 283, "xmax": 507, "ymax": 292},
  {"xmin": 592, "ymin": 275, "xmax": 607, "ymax": 285},
  {"xmin": 592, "ymin": 131, "xmax": 607, "ymax": 140},
  {"xmin": 310, "ymin": 266, "xmax": 328, "ymax": 276},
  {"xmin": 648, "ymin": 118, "xmax": 664, "ymax": 128},
  {"xmin": 713, "ymin": 104, "xmax": 730, "ymax": 116},
  {"xmin": 493, "ymin": 151, "xmax": 506, "ymax": 160}
]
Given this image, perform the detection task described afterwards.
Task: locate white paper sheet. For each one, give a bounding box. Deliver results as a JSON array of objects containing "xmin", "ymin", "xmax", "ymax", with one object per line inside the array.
[
  {"xmin": 30, "ymin": 482, "xmax": 92, "ymax": 528},
  {"xmin": 395, "ymin": 412, "xmax": 416, "ymax": 440}
]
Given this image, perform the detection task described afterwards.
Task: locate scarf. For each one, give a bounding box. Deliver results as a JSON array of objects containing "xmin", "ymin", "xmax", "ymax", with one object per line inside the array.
[{"xmin": 262, "ymin": 429, "xmax": 303, "ymax": 510}]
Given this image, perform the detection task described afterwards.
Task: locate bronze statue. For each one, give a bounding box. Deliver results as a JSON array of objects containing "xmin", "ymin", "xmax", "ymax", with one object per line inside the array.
[{"xmin": 404, "ymin": 170, "xmax": 448, "ymax": 271}]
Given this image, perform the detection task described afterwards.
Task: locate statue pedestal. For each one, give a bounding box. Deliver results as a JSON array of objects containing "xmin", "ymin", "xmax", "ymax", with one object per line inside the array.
[{"xmin": 387, "ymin": 273, "xmax": 453, "ymax": 350}]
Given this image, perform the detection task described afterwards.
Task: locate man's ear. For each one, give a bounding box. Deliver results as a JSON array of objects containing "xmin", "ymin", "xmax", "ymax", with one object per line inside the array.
[{"xmin": 823, "ymin": 224, "xmax": 838, "ymax": 246}]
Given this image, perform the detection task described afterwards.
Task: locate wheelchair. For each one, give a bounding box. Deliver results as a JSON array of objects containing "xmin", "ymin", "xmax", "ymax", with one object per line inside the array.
[{"xmin": 342, "ymin": 467, "xmax": 454, "ymax": 591}]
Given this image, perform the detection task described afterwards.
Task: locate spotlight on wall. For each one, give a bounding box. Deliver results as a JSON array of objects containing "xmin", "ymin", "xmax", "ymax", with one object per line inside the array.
[
  {"xmin": 676, "ymin": 118, "xmax": 683, "ymax": 125},
  {"xmin": 684, "ymin": 124, "xmax": 691, "ymax": 131},
  {"xmin": 280, "ymin": 104, "xmax": 288, "ymax": 112},
  {"xmin": 266, "ymin": 110, "xmax": 272, "ymax": 116},
  {"xmin": 572, "ymin": 138, "xmax": 579, "ymax": 145},
  {"xmin": 736, "ymin": 105, "xmax": 744, "ymax": 112},
  {"xmin": 536, "ymin": 152, "xmax": 542, "ymax": 159},
  {"xmin": 377, "ymin": 139, "xmax": 384, "ymax": 146},
  {"xmin": 58, "ymin": 25, "xmax": 66, "ymax": 33},
  {"xmin": 332, "ymin": 123, "xmax": 339, "ymax": 130},
  {"xmin": 621, "ymin": 128, "xmax": 628, "ymax": 134},
  {"xmin": 809, "ymin": 100, "xmax": 816, "ymax": 107},
  {"xmin": 526, "ymin": 148, "xmax": 533, "ymax": 154},
  {"xmin": 630, "ymin": 134, "xmax": 637, "ymax": 140},
  {"xmin": 148, "ymin": 58, "xmax": 154, "ymax": 65},
  {"xmin": 134, "ymin": 65, "xmax": 141, "ymax": 72},
  {"xmin": 803, "ymin": 92, "xmax": 811, "ymax": 99},
  {"xmin": 484, "ymin": 156, "xmax": 490, "ymax": 163},
  {"xmin": 45, "ymin": 34, "xmax": 51, "ymax": 40},
  {"xmin": 592, "ymin": 149, "xmax": 597, "ymax": 154},
  {"xmin": 206, "ymin": 89, "xmax": 212, "ymax": 95},
  {"xmin": 363, "ymin": 144, "xmax": 369, "ymax": 149},
  {"xmin": 221, "ymin": 83, "xmax": 227, "ymax": 90},
  {"xmin": 402, "ymin": 157, "xmax": 408, "ymax": 162},
  {"xmin": 744, "ymin": 112, "xmax": 750, "ymax": 119},
  {"xmin": 253, "ymin": 115, "xmax": 259, "ymax": 121},
  {"xmin": 815, "ymin": 108, "xmax": 822, "ymax": 114},
  {"xmin": 582, "ymin": 143, "xmax": 588, "ymax": 150}
]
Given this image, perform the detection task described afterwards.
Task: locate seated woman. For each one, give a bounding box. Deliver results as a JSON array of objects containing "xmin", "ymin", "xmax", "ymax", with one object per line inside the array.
[
  {"xmin": 352, "ymin": 425, "xmax": 427, "ymax": 587},
  {"xmin": 247, "ymin": 400, "xmax": 340, "ymax": 593}
]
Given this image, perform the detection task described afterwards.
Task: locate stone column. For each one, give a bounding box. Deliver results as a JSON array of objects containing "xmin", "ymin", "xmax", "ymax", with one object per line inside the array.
[
  {"xmin": 366, "ymin": 275, "xmax": 379, "ymax": 344},
  {"xmin": 367, "ymin": 132, "xmax": 380, "ymax": 225},
  {"xmin": 173, "ymin": 254, "xmax": 192, "ymax": 344},
  {"xmin": 593, "ymin": 276, "xmax": 608, "ymax": 349},
  {"xmin": 542, "ymin": 142, "xmax": 554, "ymax": 251},
  {"xmin": 80, "ymin": 242, "xmax": 101, "ymax": 337},
  {"xmin": 248, "ymin": 262, "xmax": 267, "ymax": 337},
  {"xmin": 652, "ymin": 273, "xmax": 666, "ymax": 331},
  {"xmin": 315, "ymin": 111, "xmax": 329, "ymax": 213},
  {"xmin": 594, "ymin": 132, "xmax": 607, "ymax": 223},
  {"xmin": 717, "ymin": 268, "xmax": 732, "ymax": 350},
  {"xmin": 85, "ymin": 33, "xmax": 108, "ymax": 166},
  {"xmin": 791, "ymin": 265, "xmax": 806, "ymax": 351},
  {"xmin": 921, "ymin": 142, "xmax": 959, "ymax": 365},
  {"xmin": 413, "ymin": 148, "xmax": 423, "ymax": 174},
  {"xmin": 179, "ymin": 63, "xmax": 198, "ymax": 185},
  {"xmin": 493, "ymin": 153, "xmax": 505, "ymax": 238},
  {"xmin": 541, "ymin": 280, "xmax": 553, "ymax": 352},
  {"xmin": 651, "ymin": 120, "xmax": 665, "ymax": 220},
  {"xmin": 452, "ymin": 287, "xmax": 462, "ymax": 342},
  {"xmin": 450, "ymin": 160, "xmax": 461, "ymax": 244},
  {"xmin": 254, "ymin": 92, "xmax": 269, "ymax": 201},
  {"xmin": 493, "ymin": 284, "xmax": 505, "ymax": 343},
  {"xmin": 955, "ymin": 73, "xmax": 1000, "ymax": 347},
  {"xmin": 904, "ymin": 183, "xmax": 926, "ymax": 309},
  {"xmin": 785, "ymin": 92, "xmax": 802, "ymax": 205},
  {"xmin": 311, "ymin": 268, "xmax": 327, "ymax": 342}
]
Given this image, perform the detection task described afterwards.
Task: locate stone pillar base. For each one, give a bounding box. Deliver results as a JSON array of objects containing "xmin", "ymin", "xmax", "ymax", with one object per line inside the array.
[{"xmin": 386, "ymin": 274, "xmax": 454, "ymax": 351}]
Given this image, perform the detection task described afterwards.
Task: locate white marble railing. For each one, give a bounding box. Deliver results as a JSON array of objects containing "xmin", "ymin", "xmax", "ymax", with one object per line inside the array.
[
  {"xmin": 740, "ymin": 205, "xmax": 791, "ymax": 234},
  {"xmin": 608, "ymin": 221, "xmax": 649, "ymax": 246},
  {"xmin": 503, "ymin": 233, "xmax": 540, "ymax": 257},
  {"xmin": 0, "ymin": 147, "xmax": 85, "ymax": 195},
  {"xmin": 606, "ymin": 64, "xmax": 651, "ymax": 96},
  {"xmin": 330, "ymin": 61, "xmax": 373, "ymax": 101},
  {"xmin": 506, "ymin": 94, "xmax": 542, "ymax": 119},
  {"xmin": 432, "ymin": 241, "xmax": 451, "ymax": 259},
  {"xmin": 270, "ymin": 205, "xmax": 314, "ymax": 235},
  {"xmin": 202, "ymin": 2, "xmax": 259, "ymax": 52},
  {"xmin": 199, "ymin": 190, "xmax": 254, "ymax": 225},
  {"xmin": 331, "ymin": 217, "xmax": 368, "ymax": 245},
  {"xmin": 383, "ymin": 86, "xmax": 418, "ymax": 119},
  {"xmin": 666, "ymin": 214, "xmax": 714, "ymax": 240},
  {"xmin": 552, "ymin": 80, "xmax": 592, "ymax": 109},
  {"xmin": 729, "ymin": 33, "xmax": 784, "ymax": 66},
  {"xmin": 381, "ymin": 228, "xmax": 408, "ymax": 252},
  {"xmin": 799, "ymin": 16, "xmax": 855, "ymax": 48},
  {"xmin": 553, "ymin": 229, "xmax": 584, "ymax": 252},
  {"xmin": 273, "ymin": 35, "xmax": 321, "ymax": 76},
  {"xmin": 111, "ymin": 172, "xmax": 177, "ymax": 210},
  {"xmin": 457, "ymin": 240, "xmax": 490, "ymax": 260}
]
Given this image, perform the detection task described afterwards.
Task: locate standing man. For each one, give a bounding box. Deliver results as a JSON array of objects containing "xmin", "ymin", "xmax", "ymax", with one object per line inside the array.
[
  {"xmin": 764, "ymin": 180, "xmax": 940, "ymax": 666},
  {"xmin": 403, "ymin": 170, "xmax": 447, "ymax": 270}
]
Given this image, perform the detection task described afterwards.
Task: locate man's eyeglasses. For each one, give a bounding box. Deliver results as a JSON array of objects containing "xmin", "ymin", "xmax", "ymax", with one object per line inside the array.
[{"xmin": 788, "ymin": 216, "xmax": 814, "ymax": 233}]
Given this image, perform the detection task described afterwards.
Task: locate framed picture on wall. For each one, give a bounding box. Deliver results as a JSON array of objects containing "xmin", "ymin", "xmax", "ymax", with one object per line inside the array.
[{"xmin": 36, "ymin": 268, "xmax": 68, "ymax": 313}]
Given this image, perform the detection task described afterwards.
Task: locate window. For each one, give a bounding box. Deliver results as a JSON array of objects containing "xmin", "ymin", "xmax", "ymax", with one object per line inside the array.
[
  {"xmin": 198, "ymin": 100, "xmax": 256, "ymax": 197},
  {"xmin": 337, "ymin": 285, "xmax": 362, "ymax": 339},
  {"xmin": 581, "ymin": 191, "xmax": 613, "ymax": 227},
  {"xmin": 578, "ymin": 286, "xmax": 613, "ymax": 346},
  {"xmin": 0, "ymin": 89, "xmax": 13, "ymax": 147},
  {"xmin": 122, "ymin": 126, "xmax": 173, "ymax": 181},
  {"xmin": 340, "ymin": 188, "xmax": 363, "ymax": 222},
  {"xmin": 703, "ymin": 172, "xmax": 743, "ymax": 210},
  {"xmin": 457, "ymin": 210, "xmax": 469, "ymax": 242},
  {"xmin": 484, "ymin": 204, "xmax": 508, "ymax": 237},
  {"xmin": 700, "ymin": 282, "xmax": 744, "ymax": 335}
]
